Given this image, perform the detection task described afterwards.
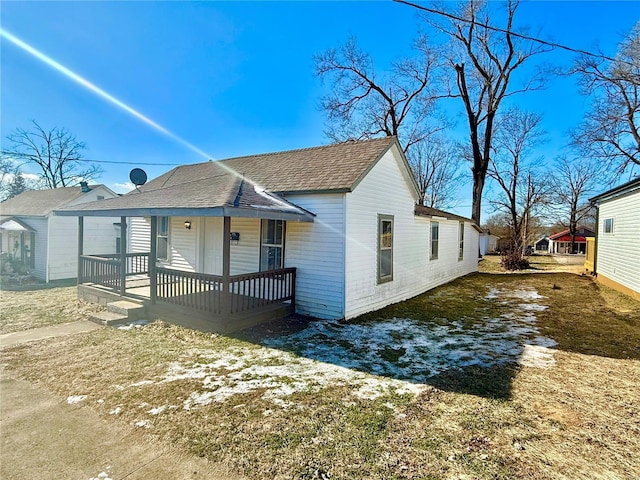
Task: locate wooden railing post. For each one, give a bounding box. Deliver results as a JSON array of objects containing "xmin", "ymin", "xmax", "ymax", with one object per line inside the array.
[
  {"xmin": 119, "ymin": 217, "xmax": 127, "ymax": 295},
  {"xmin": 291, "ymin": 268, "xmax": 296, "ymax": 312},
  {"xmin": 222, "ymin": 216, "xmax": 232, "ymax": 316},
  {"xmin": 150, "ymin": 217, "xmax": 157, "ymax": 304},
  {"xmin": 77, "ymin": 216, "xmax": 84, "ymax": 284}
]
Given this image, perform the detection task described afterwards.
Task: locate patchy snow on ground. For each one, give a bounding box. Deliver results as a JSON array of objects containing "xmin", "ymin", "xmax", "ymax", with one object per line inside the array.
[
  {"xmin": 66, "ymin": 395, "xmax": 87, "ymax": 405},
  {"xmin": 121, "ymin": 286, "xmax": 556, "ymax": 411},
  {"xmin": 116, "ymin": 319, "xmax": 150, "ymax": 330},
  {"xmin": 88, "ymin": 472, "xmax": 112, "ymax": 480}
]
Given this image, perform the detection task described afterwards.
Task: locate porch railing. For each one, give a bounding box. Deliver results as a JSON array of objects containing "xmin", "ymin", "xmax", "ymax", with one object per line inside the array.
[
  {"xmin": 156, "ymin": 267, "xmax": 223, "ymax": 314},
  {"xmin": 79, "ymin": 255, "xmax": 121, "ymax": 290},
  {"xmin": 154, "ymin": 266, "xmax": 296, "ymax": 316},
  {"xmin": 79, "ymin": 252, "xmax": 149, "ymax": 291},
  {"xmin": 91, "ymin": 252, "xmax": 150, "ymax": 276},
  {"xmin": 229, "ymin": 268, "xmax": 296, "ymax": 314}
]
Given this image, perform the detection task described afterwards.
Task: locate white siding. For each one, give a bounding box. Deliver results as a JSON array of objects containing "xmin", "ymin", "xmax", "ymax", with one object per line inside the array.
[
  {"xmin": 47, "ymin": 215, "xmax": 119, "ymax": 281},
  {"xmin": 284, "ymin": 193, "xmax": 346, "ymax": 320},
  {"xmin": 168, "ymin": 217, "xmax": 199, "ymax": 271},
  {"xmin": 344, "ymin": 148, "xmax": 426, "ymax": 318},
  {"xmin": 423, "ymin": 218, "xmax": 479, "ymax": 292},
  {"xmin": 597, "ymin": 191, "xmax": 640, "ymax": 294},
  {"xmin": 344, "ymin": 147, "xmax": 478, "ymax": 319},
  {"xmin": 230, "ymin": 218, "xmax": 260, "ymax": 275},
  {"xmin": 128, "ymin": 217, "xmax": 151, "ymax": 253}
]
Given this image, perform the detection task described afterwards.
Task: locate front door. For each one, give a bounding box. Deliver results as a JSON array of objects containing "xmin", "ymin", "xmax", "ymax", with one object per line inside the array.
[{"xmin": 202, "ymin": 217, "xmax": 223, "ymax": 275}]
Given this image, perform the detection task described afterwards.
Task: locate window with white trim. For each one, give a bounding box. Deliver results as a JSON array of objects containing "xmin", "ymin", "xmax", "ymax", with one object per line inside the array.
[
  {"xmin": 458, "ymin": 222, "xmax": 464, "ymax": 261},
  {"xmin": 157, "ymin": 216, "xmax": 169, "ymax": 261},
  {"xmin": 431, "ymin": 221, "xmax": 439, "ymax": 260},
  {"xmin": 260, "ymin": 219, "xmax": 285, "ymax": 271},
  {"xmin": 378, "ymin": 215, "xmax": 393, "ymax": 283},
  {"xmin": 604, "ymin": 218, "xmax": 614, "ymax": 233}
]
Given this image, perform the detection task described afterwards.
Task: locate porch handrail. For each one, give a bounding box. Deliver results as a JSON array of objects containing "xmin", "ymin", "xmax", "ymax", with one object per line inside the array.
[
  {"xmin": 88, "ymin": 252, "xmax": 150, "ymax": 276},
  {"xmin": 155, "ymin": 266, "xmax": 224, "ymax": 314},
  {"xmin": 229, "ymin": 268, "xmax": 296, "ymax": 314},
  {"xmin": 153, "ymin": 266, "xmax": 296, "ymax": 316},
  {"xmin": 79, "ymin": 255, "xmax": 121, "ymax": 291}
]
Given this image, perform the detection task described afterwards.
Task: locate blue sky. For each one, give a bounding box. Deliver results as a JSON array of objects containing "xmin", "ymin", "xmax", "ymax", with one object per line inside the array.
[{"xmin": 2, "ymin": 1, "xmax": 639, "ymax": 218}]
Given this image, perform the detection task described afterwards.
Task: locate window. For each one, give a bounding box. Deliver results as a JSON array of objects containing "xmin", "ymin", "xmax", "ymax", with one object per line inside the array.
[
  {"xmin": 458, "ymin": 222, "xmax": 464, "ymax": 261},
  {"xmin": 431, "ymin": 221, "xmax": 439, "ymax": 260},
  {"xmin": 157, "ymin": 216, "xmax": 169, "ymax": 261},
  {"xmin": 604, "ymin": 218, "xmax": 614, "ymax": 233},
  {"xmin": 97, "ymin": 195, "xmax": 105, "ymax": 200},
  {"xmin": 260, "ymin": 219, "xmax": 285, "ymax": 271},
  {"xmin": 378, "ymin": 215, "xmax": 393, "ymax": 283}
]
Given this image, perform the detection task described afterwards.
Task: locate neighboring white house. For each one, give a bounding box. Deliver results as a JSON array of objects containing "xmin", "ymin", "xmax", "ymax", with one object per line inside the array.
[
  {"xmin": 589, "ymin": 177, "xmax": 640, "ymax": 301},
  {"xmin": 479, "ymin": 230, "xmax": 500, "ymax": 255},
  {"xmin": 0, "ymin": 183, "xmax": 120, "ymax": 282},
  {"xmin": 58, "ymin": 137, "xmax": 480, "ymax": 328}
]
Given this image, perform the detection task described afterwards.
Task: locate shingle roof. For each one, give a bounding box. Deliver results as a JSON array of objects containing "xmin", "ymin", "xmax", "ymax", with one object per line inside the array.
[
  {"xmin": 414, "ymin": 205, "xmax": 473, "ymax": 223},
  {"xmin": 143, "ymin": 136, "xmax": 397, "ymax": 194},
  {"xmin": 56, "ymin": 172, "xmax": 315, "ymax": 221},
  {"xmin": 549, "ymin": 226, "xmax": 595, "ymax": 240},
  {"xmin": 0, "ymin": 186, "xmax": 97, "ymax": 217},
  {"xmin": 55, "ymin": 137, "xmax": 401, "ymax": 219}
]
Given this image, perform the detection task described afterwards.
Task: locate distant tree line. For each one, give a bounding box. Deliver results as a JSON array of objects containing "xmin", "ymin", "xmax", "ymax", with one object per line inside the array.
[{"xmin": 315, "ymin": 1, "xmax": 639, "ymax": 268}]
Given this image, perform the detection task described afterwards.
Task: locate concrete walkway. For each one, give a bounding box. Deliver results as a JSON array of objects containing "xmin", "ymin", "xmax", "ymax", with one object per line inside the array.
[
  {"xmin": 0, "ymin": 320, "xmax": 101, "ymax": 349},
  {"xmin": 0, "ymin": 322, "xmax": 241, "ymax": 480}
]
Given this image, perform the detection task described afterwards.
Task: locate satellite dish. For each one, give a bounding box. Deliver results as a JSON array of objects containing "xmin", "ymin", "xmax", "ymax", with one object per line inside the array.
[{"xmin": 129, "ymin": 168, "xmax": 147, "ymax": 187}]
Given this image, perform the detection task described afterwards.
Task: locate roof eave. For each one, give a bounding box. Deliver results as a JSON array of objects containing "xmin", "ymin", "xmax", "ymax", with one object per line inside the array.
[{"xmin": 54, "ymin": 206, "xmax": 315, "ymax": 222}]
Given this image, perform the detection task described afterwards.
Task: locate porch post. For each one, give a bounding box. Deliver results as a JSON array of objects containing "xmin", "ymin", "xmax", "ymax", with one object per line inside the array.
[
  {"xmin": 222, "ymin": 216, "xmax": 231, "ymax": 315},
  {"xmin": 77, "ymin": 216, "xmax": 84, "ymax": 284},
  {"xmin": 150, "ymin": 216, "xmax": 157, "ymax": 304},
  {"xmin": 120, "ymin": 216, "xmax": 127, "ymax": 295}
]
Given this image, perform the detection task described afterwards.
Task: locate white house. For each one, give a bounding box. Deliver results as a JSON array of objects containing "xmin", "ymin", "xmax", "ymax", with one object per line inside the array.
[
  {"xmin": 479, "ymin": 230, "xmax": 500, "ymax": 255},
  {"xmin": 588, "ymin": 177, "xmax": 640, "ymax": 300},
  {"xmin": 58, "ymin": 137, "xmax": 480, "ymax": 331},
  {"xmin": 0, "ymin": 183, "xmax": 120, "ymax": 282}
]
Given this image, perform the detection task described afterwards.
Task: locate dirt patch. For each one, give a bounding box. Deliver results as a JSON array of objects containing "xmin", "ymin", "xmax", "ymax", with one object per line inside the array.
[
  {"xmin": 0, "ymin": 286, "xmax": 101, "ymax": 334},
  {"xmin": 0, "ymin": 365, "xmax": 241, "ymax": 480}
]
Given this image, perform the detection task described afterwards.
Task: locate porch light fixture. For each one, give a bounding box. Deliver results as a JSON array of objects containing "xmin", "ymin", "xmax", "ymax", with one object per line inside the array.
[{"xmin": 184, "ymin": 220, "xmax": 191, "ymax": 230}]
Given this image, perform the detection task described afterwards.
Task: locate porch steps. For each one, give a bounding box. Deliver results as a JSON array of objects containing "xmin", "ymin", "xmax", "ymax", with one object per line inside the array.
[{"xmin": 88, "ymin": 299, "xmax": 146, "ymax": 326}]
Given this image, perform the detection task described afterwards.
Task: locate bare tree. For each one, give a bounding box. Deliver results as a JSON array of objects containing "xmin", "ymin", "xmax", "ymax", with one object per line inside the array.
[
  {"xmin": 488, "ymin": 109, "xmax": 550, "ymax": 265},
  {"xmin": 425, "ymin": 0, "xmax": 549, "ymax": 224},
  {"xmin": 315, "ymin": 35, "xmax": 446, "ymax": 154},
  {"xmin": 572, "ymin": 21, "xmax": 640, "ymax": 176},
  {"xmin": 1, "ymin": 120, "xmax": 102, "ymax": 189},
  {"xmin": 408, "ymin": 136, "xmax": 464, "ymax": 208},
  {"xmin": 551, "ymin": 156, "xmax": 602, "ymax": 253}
]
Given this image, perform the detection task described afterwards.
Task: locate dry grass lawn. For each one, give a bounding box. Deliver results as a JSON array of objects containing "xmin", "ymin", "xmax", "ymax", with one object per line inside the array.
[
  {"xmin": 0, "ymin": 285, "xmax": 100, "ymax": 334},
  {"xmin": 479, "ymin": 254, "xmax": 585, "ymax": 275},
  {"xmin": 2, "ymin": 272, "xmax": 639, "ymax": 479}
]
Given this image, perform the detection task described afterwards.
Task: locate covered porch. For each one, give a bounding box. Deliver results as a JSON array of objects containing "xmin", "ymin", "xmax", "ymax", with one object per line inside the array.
[{"xmin": 59, "ymin": 175, "xmax": 314, "ymax": 333}]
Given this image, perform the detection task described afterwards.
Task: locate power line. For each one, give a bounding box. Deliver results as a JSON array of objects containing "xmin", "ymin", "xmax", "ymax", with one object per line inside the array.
[{"xmin": 393, "ymin": 0, "xmax": 629, "ymax": 66}]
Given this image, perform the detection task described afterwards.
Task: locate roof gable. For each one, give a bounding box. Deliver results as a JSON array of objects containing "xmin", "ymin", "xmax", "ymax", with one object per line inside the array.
[
  {"xmin": 0, "ymin": 185, "xmax": 110, "ymax": 217},
  {"xmin": 139, "ymin": 136, "xmax": 397, "ymax": 195}
]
